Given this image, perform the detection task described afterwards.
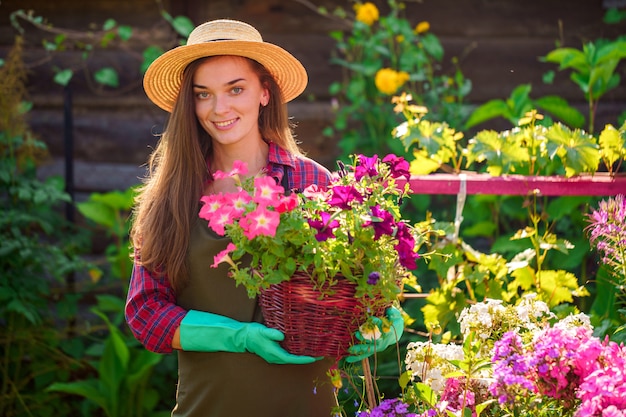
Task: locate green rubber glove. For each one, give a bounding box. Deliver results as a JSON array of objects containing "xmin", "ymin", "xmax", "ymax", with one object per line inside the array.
[
  {"xmin": 179, "ymin": 310, "xmax": 317, "ymax": 365},
  {"xmin": 345, "ymin": 307, "xmax": 404, "ymax": 363}
]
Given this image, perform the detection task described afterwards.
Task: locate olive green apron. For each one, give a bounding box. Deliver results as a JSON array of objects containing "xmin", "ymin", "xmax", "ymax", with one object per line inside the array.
[{"xmin": 173, "ymin": 215, "xmax": 337, "ymax": 417}]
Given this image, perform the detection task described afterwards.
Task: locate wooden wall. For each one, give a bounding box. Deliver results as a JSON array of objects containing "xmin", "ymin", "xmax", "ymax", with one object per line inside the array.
[{"xmin": 1, "ymin": 0, "xmax": 625, "ymax": 193}]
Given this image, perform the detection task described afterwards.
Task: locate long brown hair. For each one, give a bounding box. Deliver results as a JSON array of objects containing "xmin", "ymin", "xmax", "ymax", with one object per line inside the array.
[{"xmin": 130, "ymin": 56, "xmax": 301, "ymax": 291}]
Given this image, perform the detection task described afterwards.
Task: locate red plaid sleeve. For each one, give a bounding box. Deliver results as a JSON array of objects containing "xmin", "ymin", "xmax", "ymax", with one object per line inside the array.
[{"xmin": 125, "ymin": 259, "xmax": 186, "ymax": 353}]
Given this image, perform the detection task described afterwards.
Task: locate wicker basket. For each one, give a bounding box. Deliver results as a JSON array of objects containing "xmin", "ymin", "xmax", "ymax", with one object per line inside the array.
[{"xmin": 259, "ymin": 272, "xmax": 384, "ymax": 359}]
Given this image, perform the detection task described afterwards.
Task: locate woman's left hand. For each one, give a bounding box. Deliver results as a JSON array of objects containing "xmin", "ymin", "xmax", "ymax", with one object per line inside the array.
[{"xmin": 345, "ymin": 307, "xmax": 404, "ymax": 363}]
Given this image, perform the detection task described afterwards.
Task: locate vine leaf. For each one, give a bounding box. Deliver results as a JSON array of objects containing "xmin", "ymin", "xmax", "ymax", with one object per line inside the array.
[
  {"xmin": 545, "ymin": 124, "xmax": 599, "ymax": 177},
  {"xmin": 467, "ymin": 130, "xmax": 529, "ymax": 175}
]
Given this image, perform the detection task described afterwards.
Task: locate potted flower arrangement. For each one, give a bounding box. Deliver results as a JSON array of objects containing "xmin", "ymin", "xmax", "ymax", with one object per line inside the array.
[{"xmin": 198, "ymin": 154, "xmax": 423, "ymax": 358}]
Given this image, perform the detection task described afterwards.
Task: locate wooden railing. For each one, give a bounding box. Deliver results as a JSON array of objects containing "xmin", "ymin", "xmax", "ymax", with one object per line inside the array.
[{"xmin": 404, "ymin": 173, "xmax": 626, "ymax": 196}]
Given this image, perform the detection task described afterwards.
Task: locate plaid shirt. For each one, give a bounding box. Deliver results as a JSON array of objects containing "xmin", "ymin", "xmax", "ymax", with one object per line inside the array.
[{"xmin": 125, "ymin": 143, "xmax": 332, "ymax": 353}]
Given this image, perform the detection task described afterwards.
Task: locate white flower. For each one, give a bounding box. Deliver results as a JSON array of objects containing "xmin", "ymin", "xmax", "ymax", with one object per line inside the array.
[{"xmin": 405, "ymin": 341, "xmax": 464, "ymax": 394}]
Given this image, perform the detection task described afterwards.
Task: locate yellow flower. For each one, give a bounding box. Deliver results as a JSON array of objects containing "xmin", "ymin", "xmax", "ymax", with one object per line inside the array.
[
  {"xmin": 375, "ymin": 68, "xmax": 410, "ymax": 95},
  {"xmin": 354, "ymin": 2, "xmax": 379, "ymax": 26},
  {"xmin": 396, "ymin": 34, "xmax": 405, "ymax": 43},
  {"xmin": 415, "ymin": 21, "xmax": 430, "ymax": 34}
]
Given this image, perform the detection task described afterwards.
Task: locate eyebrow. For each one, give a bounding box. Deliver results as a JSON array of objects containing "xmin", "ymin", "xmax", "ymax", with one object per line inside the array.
[{"xmin": 192, "ymin": 78, "xmax": 246, "ymax": 89}]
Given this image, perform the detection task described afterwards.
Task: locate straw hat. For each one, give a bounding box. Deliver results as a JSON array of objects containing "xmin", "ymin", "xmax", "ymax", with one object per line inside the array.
[{"xmin": 143, "ymin": 19, "xmax": 308, "ymax": 112}]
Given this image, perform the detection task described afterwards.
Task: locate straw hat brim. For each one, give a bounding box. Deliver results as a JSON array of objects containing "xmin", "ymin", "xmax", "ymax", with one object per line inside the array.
[{"xmin": 143, "ymin": 40, "xmax": 308, "ymax": 112}]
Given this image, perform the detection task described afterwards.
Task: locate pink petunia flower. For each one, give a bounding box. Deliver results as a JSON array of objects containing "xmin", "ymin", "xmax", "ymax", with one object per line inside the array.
[
  {"xmin": 211, "ymin": 243, "xmax": 237, "ymax": 268},
  {"xmin": 253, "ymin": 176, "xmax": 284, "ymax": 205},
  {"xmin": 240, "ymin": 205, "xmax": 280, "ymax": 239},
  {"xmin": 208, "ymin": 205, "xmax": 237, "ymax": 236}
]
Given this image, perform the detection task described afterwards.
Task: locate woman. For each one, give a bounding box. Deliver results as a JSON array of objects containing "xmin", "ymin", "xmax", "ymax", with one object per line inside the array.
[{"xmin": 125, "ymin": 19, "xmax": 337, "ymax": 416}]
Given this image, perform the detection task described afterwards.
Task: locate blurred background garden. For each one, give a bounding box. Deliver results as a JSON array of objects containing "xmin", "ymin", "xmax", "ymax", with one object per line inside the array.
[{"xmin": 1, "ymin": 0, "xmax": 625, "ymax": 416}]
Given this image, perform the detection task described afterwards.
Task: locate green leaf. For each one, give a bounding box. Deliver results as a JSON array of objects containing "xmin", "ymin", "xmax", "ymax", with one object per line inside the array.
[
  {"xmin": 408, "ymin": 150, "xmax": 441, "ymax": 175},
  {"xmin": 598, "ymin": 123, "xmax": 626, "ymax": 167},
  {"xmin": 545, "ymin": 123, "xmax": 600, "ymax": 176},
  {"xmin": 117, "ymin": 25, "xmax": 133, "ymax": 41},
  {"xmin": 421, "ymin": 33, "xmax": 444, "ymax": 61},
  {"xmin": 171, "ymin": 16, "xmax": 195, "ymax": 38},
  {"xmin": 543, "ymin": 47, "xmax": 588, "ymax": 73},
  {"xmin": 98, "ymin": 324, "xmax": 130, "ymax": 411},
  {"xmin": 534, "ymin": 95, "xmax": 585, "ymax": 128},
  {"xmin": 467, "ymin": 129, "xmax": 529, "ymax": 175},
  {"xmin": 103, "ymin": 19, "xmax": 117, "ymax": 31},
  {"xmin": 54, "ymin": 69, "xmax": 74, "ymax": 86},
  {"xmin": 94, "ymin": 67, "xmax": 119, "ymax": 87},
  {"xmin": 465, "ymin": 100, "xmax": 510, "ymax": 129},
  {"xmin": 141, "ymin": 45, "xmax": 164, "ymax": 74},
  {"xmin": 126, "ymin": 349, "xmax": 162, "ymax": 389},
  {"xmin": 77, "ymin": 200, "xmax": 116, "ymax": 228},
  {"xmin": 47, "ymin": 380, "xmax": 110, "ymax": 411},
  {"xmin": 413, "ymin": 382, "xmax": 438, "ymax": 407},
  {"xmin": 546, "ymin": 196, "xmax": 590, "ymax": 219},
  {"xmin": 508, "ymin": 266, "xmax": 535, "ymax": 292},
  {"xmin": 537, "ymin": 269, "xmax": 579, "ymax": 307}
]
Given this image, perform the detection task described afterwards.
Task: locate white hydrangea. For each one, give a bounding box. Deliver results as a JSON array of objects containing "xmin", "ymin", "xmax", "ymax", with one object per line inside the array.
[
  {"xmin": 404, "ymin": 341, "xmax": 464, "ymax": 394},
  {"xmin": 553, "ymin": 312, "xmax": 592, "ymax": 333},
  {"xmin": 458, "ymin": 298, "xmax": 505, "ymax": 340}
]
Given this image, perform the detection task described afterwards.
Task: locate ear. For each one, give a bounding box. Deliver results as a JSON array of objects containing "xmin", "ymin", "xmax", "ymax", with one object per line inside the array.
[{"xmin": 261, "ymin": 90, "xmax": 270, "ymax": 106}]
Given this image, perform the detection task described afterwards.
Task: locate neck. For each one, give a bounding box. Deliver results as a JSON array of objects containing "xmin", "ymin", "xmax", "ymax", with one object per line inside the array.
[{"xmin": 210, "ymin": 139, "xmax": 269, "ymax": 175}]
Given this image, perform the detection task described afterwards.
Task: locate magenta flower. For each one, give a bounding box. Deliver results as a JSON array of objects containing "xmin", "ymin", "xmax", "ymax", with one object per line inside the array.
[
  {"xmin": 308, "ymin": 211, "xmax": 340, "ymax": 241},
  {"xmin": 382, "ymin": 154, "xmax": 410, "ymax": 180},
  {"xmin": 395, "ymin": 222, "xmax": 419, "ymax": 269},
  {"xmin": 586, "ymin": 194, "xmax": 626, "ymax": 284},
  {"xmin": 364, "ymin": 205, "xmax": 395, "ymax": 239},
  {"xmin": 575, "ymin": 339, "xmax": 626, "ymax": 416},
  {"xmin": 355, "ymin": 154, "xmax": 380, "ymax": 180},
  {"xmin": 328, "ymin": 185, "xmax": 364, "ymax": 209},
  {"xmin": 529, "ymin": 326, "xmax": 603, "ymax": 405}
]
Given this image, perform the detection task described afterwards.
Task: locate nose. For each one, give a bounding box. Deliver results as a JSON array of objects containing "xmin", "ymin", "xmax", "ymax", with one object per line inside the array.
[{"xmin": 212, "ymin": 93, "xmax": 230, "ymax": 115}]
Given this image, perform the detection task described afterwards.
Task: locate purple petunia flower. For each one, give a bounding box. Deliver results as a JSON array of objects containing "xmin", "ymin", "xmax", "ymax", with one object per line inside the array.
[
  {"xmin": 328, "ymin": 185, "xmax": 364, "ymax": 210},
  {"xmin": 367, "ymin": 272, "xmax": 381, "ymax": 285},
  {"xmin": 355, "ymin": 154, "xmax": 380, "ymax": 180},
  {"xmin": 364, "ymin": 205, "xmax": 396, "ymax": 239},
  {"xmin": 308, "ymin": 211, "xmax": 340, "ymax": 242},
  {"xmin": 382, "ymin": 154, "xmax": 411, "ymax": 180}
]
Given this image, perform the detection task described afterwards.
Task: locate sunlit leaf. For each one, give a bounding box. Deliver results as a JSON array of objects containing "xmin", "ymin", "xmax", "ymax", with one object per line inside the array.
[
  {"xmin": 598, "ymin": 124, "xmax": 626, "ymax": 169},
  {"xmin": 545, "ymin": 123, "xmax": 599, "ymax": 176}
]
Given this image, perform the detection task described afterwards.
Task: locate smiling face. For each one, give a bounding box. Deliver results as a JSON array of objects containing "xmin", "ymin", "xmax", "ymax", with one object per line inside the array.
[{"xmin": 192, "ymin": 55, "xmax": 270, "ymax": 149}]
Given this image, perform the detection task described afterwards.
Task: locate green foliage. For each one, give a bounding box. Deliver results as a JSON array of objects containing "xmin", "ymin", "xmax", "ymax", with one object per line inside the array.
[
  {"xmin": 541, "ymin": 36, "xmax": 626, "ymax": 133},
  {"xmin": 396, "ymin": 95, "xmax": 625, "ymax": 177},
  {"xmin": 9, "ymin": 8, "xmax": 194, "ymax": 89},
  {"xmin": 0, "ymin": 38, "xmax": 93, "ymax": 416},
  {"xmin": 77, "ymin": 188, "xmax": 136, "ymax": 282},
  {"xmin": 465, "ymin": 84, "xmax": 585, "ymax": 130},
  {"xmin": 47, "ymin": 306, "xmax": 166, "ymax": 417},
  {"xmin": 325, "ymin": 0, "xmax": 471, "ymax": 160}
]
